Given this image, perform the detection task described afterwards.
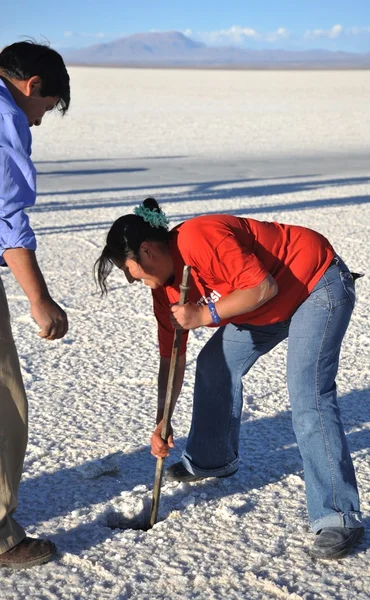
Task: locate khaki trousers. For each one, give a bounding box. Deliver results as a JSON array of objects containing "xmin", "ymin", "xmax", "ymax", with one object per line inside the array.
[{"xmin": 0, "ymin": 277, "xmax": 27, "ymax": 553}]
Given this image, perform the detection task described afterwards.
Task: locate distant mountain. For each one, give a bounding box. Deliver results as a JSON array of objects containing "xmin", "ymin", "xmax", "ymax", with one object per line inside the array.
[{"xmin": 62, "ymin": 31, "xmax": 370, "ymax": 69}]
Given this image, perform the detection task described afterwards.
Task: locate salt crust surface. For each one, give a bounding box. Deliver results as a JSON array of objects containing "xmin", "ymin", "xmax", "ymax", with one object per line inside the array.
[{"xmin": 1, "ymin": 67, "xmax": 369, "ymax": 599}]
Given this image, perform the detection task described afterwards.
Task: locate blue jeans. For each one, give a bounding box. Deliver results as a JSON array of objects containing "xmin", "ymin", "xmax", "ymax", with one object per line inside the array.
[{"xmin": 182, "ymin": 257, "xmax": 363, "ymax": 532}]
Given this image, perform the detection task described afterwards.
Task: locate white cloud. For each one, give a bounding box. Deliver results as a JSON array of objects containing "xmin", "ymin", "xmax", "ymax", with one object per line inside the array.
[
  {"xmin": 305, "ymin": 24, "xmax": 370, "ymax": 40},
  {"xmin": 305, "ymin": 24, "xmax": 343, "ymax": 39},
  {"xmin": 202, "ymin": 26, "xmax": 260, "ymax": 45},
  {"xmin": 63, "ymin": 31, "xmax": 108, "ymax": 40},
  {"xmin": 330, "ymin": 24, "xmax": 343, "ymax": 38},
  {"xmin": 193, "ymin": 25, "xmax": 291, "ymax": 46},
  {"xmin": 266, "ymin": 27, "xmax": 289, "ymax": 42},
  {"xmin": 349, "ymin": 26, "xmax": 370, "ymax": 35}
]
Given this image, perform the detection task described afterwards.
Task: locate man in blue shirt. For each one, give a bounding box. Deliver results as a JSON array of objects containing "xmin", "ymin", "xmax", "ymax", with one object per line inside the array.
[{"xmin": 0, "ymin": 42, "xmax": 70, "ymax": 569}]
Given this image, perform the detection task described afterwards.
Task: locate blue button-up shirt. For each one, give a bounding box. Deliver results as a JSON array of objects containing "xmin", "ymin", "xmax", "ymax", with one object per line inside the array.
[{"xmin": 0, "ymin": 78, "xmax": 36, "ymax": 266}]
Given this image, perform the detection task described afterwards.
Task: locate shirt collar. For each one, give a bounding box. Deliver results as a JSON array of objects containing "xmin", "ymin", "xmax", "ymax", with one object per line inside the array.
[
  {"xmin": 0, "ymin": 77, "xmax": 18, "ymax": 107},
  {"xmin": 0, "ymin": 77, "xmax": 30, "ymax": 128}
]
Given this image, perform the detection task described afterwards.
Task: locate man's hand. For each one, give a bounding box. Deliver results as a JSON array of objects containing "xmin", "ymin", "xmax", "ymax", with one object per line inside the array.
[
  {"xmin": 150, "ymin": 421, "xmax": 175, "ymax": 458},
  {"xmin": 3, "ymin": 248, "xmax": 69, "ymax": 340},
  {"xmin": 31, "ymin": 297, "xmax": 68, "ymax": 340}
]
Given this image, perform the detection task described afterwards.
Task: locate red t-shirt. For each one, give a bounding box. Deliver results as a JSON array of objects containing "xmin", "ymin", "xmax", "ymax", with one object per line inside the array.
[{"xmin": 152, "ymin": 215, "xmax": 335, "ymax": 358}]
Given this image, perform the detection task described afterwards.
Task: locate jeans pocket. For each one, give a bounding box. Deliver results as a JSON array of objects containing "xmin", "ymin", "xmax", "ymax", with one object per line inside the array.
[
  {"xmin": 339, "ymin": 271, "xmax": 356, "ymax": 308},
  {"xmin": 311, "ymin": 284, "xmax": 331, "ymax": 308}
]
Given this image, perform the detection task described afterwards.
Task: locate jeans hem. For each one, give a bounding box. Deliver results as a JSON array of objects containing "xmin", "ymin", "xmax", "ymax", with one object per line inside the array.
[
  {"xmin": 0, "ymin": 531, "xmax": 26, "ymax": 555},
  {"xmin": 312, "ymin": 511, "xmax": 364, "ymax": 534},
  {"xmin": 181, "ymin": 453, "xmax": 239, "ymax": 478}
]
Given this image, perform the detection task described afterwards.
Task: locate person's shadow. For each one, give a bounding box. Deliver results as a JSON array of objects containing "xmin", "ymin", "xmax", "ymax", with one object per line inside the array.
[{"xmin": 16, "ymin": 387, "xmax": 369, "ymax": 555}]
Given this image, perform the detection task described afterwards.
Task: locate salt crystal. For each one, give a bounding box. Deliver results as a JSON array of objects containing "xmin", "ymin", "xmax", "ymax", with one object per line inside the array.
[{"xmin": 132, "ymin": 484, "xmax": 147, "ymax": 493}]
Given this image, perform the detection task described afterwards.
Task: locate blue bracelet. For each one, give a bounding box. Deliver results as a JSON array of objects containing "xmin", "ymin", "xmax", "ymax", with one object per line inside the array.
[{"xmin": 208, "ymin": 301, "xmax": 221, "ymax": 325}]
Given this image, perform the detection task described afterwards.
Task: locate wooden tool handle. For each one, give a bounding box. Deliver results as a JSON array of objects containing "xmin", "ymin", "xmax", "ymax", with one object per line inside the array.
[{"xmin": 149, "ymin": 265, "xmax": 191, "ymax": 528}]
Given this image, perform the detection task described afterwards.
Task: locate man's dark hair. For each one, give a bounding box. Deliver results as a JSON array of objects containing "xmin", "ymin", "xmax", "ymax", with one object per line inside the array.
[{"xmin": 0, "ymin": 41, "xmax": 70, "ymax": 114}]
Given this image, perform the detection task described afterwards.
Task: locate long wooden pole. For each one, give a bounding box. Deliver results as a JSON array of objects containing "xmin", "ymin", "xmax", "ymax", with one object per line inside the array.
[{"xmin": 149, "ymin": 265, "xmax": 191, "ymax": 529}]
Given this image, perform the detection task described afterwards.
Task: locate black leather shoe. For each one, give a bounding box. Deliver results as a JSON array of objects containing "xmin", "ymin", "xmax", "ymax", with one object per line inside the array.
[
  {"xmin": 166, "ymin": 461, "xmax": 237, "ymax": 483},
  {"xmin": 310, "ymin": 527, "xmax": 364, "ymax": 559}
]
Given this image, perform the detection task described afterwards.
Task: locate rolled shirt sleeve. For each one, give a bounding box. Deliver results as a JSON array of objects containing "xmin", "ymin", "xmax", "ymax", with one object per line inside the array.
[{"xmin": 0, "ymin": 110, "xmax": 37, "ymax": 266}]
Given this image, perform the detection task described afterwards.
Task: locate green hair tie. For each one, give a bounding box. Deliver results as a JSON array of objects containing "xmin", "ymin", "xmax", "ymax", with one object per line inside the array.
[{"xmin": 134, "ymin": 205, "xmax": 170, "ymax": 229}]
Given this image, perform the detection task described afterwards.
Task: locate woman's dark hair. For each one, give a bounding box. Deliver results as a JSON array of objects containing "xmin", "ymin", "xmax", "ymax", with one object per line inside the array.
[
  {"xmin": 0, "ymin": 41, "xmax": 70, "ymax": 114},
  {"xmin": 95, "ymin": 197, "xmax": 170, "ymax": 295}
]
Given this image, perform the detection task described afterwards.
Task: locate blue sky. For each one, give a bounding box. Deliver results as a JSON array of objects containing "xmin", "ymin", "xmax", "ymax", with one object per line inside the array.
[{"xmin": 2, "ymin": 0, "xmax": 370, "ymax": 52}]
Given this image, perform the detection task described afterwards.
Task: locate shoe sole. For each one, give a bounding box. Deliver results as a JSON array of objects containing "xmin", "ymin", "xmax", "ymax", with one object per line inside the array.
[
  {"xmin": 309, "ymin": 529, "xmax": 364, "ymax": 560},
  {"xmin": 166, "ymin": 469, "xmax": 238, "ymax": 483},
  {"xmin": 0, "ymin": 550, "xmax": 57, "ymax": 570}
]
